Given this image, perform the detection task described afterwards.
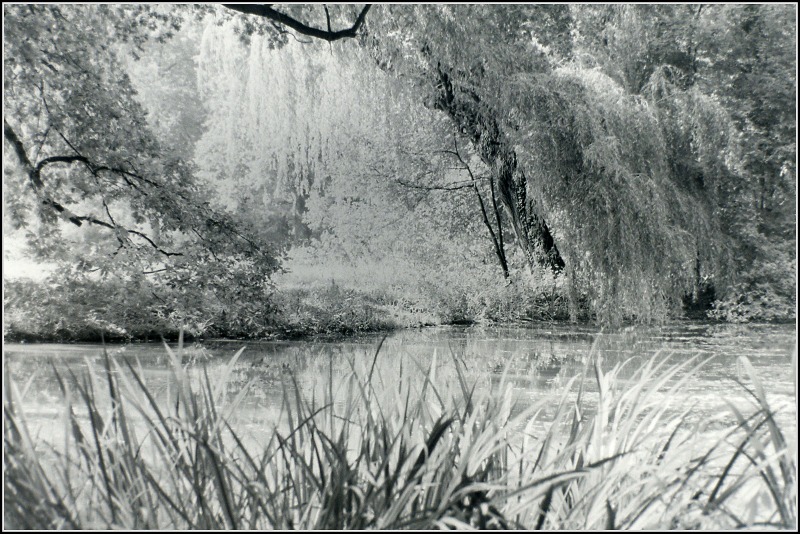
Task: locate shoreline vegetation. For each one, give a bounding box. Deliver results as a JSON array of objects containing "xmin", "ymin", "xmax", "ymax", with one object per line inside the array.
[
  {"xmin": 4, "ymin": 338, "xmax": 796, "ymax": 529},
  {"xmin": 3, "ymin": 276, "xmax": 795, "ymax": 344},
  {"xmin": 3, "ymin": 253, "xmax": 795, "ymax": 345},
  {"xmin": 6, "ymin": 315, "xmax": 798, "ymax": 346}
]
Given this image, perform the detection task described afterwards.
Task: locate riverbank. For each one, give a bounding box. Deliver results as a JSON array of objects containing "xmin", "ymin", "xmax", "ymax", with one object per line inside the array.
[
  {"xmin": 4, "ymin": 272, "xmax": 795, "ymax": 344},
  {"xmin": 2, "ymin": 276, "xmax": 577, "ymax": 343}
]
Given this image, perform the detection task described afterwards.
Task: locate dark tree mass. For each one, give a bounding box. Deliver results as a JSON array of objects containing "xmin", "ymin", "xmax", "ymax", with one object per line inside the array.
[{"xmin": 3, "ymin": 4, "xmax": 796, "ymax": 340}]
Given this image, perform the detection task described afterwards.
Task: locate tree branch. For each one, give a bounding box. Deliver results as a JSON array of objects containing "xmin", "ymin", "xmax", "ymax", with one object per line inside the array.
[
  {"xmin": 4, "ymin": 119, "xmax": 183, "ymax": 257},
  {"xmin": 36, "ymin": 154, "xmax": 91, "ymax": 174},
  {"xmin": 5, "ymin": 119, "xmax": 85, "ymax": 224},
  {"xmin": 128, "ymin": 230, "xmax": 183, "ymax": 257},
  {"xmin": 451, "ymin": 133, "xmax": 509, "ymax": 278},
  {"xmin": 143, "ymin": 268, "xmax": 169, "ymax": 275},
  {"xmin": 395, "ymin": 179, "xmax": 476, "ymax": 192},
  {"xmin": 222, "ymin": 4, "xmax": 371, "ymax": 42},
  {"xmin": 323, "ymin": 5, "xmax": 332, "ymax": 33},
  {"xmin": 4, "ymin": 119, "xmax": 36, "ymax": 180}
]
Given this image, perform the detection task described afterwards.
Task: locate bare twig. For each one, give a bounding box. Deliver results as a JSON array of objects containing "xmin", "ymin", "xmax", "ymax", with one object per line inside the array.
[{"xmin": 395, "ymin": 179, "xmax": 475, "ymax": 192}]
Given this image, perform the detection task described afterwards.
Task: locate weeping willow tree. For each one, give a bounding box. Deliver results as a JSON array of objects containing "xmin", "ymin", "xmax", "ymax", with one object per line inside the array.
[
  {"xmin": 352, "ymin": 4, "xmax": 742, "ymax": 324},
  {"xmin": 194, "ymin": 21, "xmax": 409, "ymax": 245},
  {"xmin": 193, "ymin": 18, "xmax": 496, "ymax": 273},
  {"xmin": 497, "ymin": 65, "xmax": 737, "ymax": 324}
]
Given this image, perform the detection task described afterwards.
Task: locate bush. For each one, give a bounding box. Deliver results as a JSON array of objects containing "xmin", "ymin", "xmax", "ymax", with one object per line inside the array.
[{"xmin": 267, "ymin": 283, "xmax": 402, "ymax": 337}]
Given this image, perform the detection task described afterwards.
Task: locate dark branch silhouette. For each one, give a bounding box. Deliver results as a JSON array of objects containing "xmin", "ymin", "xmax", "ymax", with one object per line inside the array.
[
  {"xmin": 222, "ymin": 4, "xmax": 371, "ymax": 42},
  {"xmin": 449, "ymin": 135, "xmax": 510, "ymax": 278}
]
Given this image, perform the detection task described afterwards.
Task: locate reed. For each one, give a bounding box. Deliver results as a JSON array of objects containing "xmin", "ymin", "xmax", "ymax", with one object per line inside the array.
[{"xmin": 3, "ymin": 334, "xmax": 795, "ymax": 529}]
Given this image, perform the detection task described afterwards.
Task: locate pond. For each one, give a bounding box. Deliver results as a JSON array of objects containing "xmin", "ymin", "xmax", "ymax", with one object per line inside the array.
[{"xmin": 4, "ymin": 322, "xmax": 797, "ymax": 445}]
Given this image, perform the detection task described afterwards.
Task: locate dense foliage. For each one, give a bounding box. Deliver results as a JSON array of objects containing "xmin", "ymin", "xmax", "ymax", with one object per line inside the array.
[
  {"xmin": 3, "ymin": 5, "xmax": 282, "ymax": 338},
  {"xmin": 3, "ymin": 4, "xmax": 796, "ymax": 340}
]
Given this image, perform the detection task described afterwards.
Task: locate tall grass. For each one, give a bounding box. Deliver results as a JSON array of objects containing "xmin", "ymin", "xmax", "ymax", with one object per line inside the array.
[{"xmin": 3, "ymin": 335, "xmax": 796, "ymax": 529}]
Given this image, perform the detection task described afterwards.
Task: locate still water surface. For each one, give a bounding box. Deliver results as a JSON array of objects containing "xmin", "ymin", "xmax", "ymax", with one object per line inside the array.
[{"xmin": 4, "ymin": 322, "xmax": 797, "ymax": 440}]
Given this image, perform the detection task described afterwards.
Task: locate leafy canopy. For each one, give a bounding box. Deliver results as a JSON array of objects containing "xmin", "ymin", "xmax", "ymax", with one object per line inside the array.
[{"xmin": 3, "ymin": 4, "xmax": 282, "ymax": 332}]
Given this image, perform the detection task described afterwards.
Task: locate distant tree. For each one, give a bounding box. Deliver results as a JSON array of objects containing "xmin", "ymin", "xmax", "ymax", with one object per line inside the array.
[
  {"xmin": 697, "ymin": 4, "xmax": 796, "ymax": 320},
  {"xmin": 123, "ymin": 22, "xmax": 208, "ymax": 162}
]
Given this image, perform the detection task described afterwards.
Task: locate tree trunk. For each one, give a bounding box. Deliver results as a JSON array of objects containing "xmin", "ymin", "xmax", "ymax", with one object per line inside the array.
[{"xmin": 431, "ymin": 67, "xmax": 565, "ymax": 273}]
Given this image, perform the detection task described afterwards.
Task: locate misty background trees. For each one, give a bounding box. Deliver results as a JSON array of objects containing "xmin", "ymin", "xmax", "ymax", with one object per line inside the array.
[{"xmin": 3, "ymin": 4, "xmax": 796, "ymax": 340}]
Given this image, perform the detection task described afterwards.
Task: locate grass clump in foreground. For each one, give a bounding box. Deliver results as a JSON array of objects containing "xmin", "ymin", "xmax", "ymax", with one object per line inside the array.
[{"xmin": 3, "ymin": 336, "xmax": 796, "ymax": 530}]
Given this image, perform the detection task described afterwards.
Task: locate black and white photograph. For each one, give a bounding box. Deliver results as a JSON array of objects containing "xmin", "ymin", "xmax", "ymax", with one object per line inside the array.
[{"xmin": 3, "ymin": 3, "xmax": 797, "ymax": 530}]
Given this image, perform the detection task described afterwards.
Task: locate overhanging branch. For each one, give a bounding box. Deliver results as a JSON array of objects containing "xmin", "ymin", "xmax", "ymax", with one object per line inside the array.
[
  {"xmin": 7, "ymin": 118, "xmax": 265, "ymax": 262},
  {"xmin": 3, "ymin": 119, "xmax": 183, "ymax": 257},
  {"xmin": 222, "ymin": 4, "xmax": 371, "ymax": 42}
]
